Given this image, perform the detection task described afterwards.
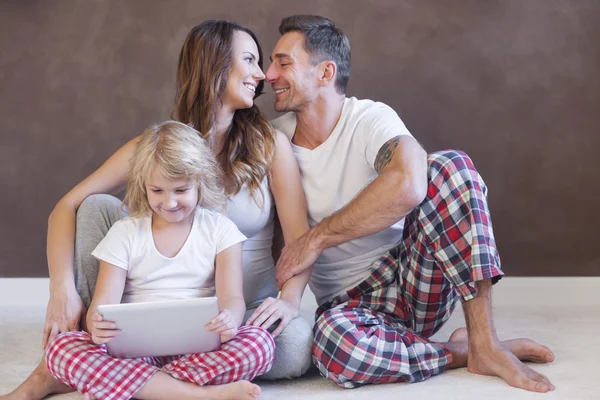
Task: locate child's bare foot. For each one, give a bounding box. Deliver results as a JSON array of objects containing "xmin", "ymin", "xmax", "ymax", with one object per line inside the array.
[
  {"xmin": 202, "ymin": 381, "xmax": 261, "ymax": 400},
  {"xmin": 0, "ymin": 359, "xmax": 73, "ymax": 400},
  {"xmin": 136, "ymin": 371, "xmax": 261, "ymax": 400}
]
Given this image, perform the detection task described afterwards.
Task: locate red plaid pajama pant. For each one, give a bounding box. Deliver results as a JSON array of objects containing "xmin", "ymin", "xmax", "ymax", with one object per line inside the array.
[
  {"xmin": 312, "ymin": 150, "xmax": 504, "ymax": 388},
  {"xmin": 45, "ymin": 326, "xmax": 274, "ymax": 400}
]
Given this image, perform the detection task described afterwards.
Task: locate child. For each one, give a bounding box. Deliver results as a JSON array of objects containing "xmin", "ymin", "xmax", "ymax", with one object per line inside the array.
[{"xmin": 44, "ymin": 121, "xmax": 274, "ymax": 400}]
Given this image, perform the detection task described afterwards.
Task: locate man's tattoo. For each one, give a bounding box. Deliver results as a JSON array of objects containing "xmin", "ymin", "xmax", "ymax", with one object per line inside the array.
[{"xmin": 374, "ymin": 136, "xmax": 401, "ymax": 173}]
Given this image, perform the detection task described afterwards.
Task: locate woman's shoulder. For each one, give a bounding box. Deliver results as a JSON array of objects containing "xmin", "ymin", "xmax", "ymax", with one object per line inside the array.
[
  {"xmin": 271, "ymin": 128, "xmax": 294, "ymax": 155},
  {"xmin": 269, "ymin": 112, "xmax": 296, "ymax": 139}
]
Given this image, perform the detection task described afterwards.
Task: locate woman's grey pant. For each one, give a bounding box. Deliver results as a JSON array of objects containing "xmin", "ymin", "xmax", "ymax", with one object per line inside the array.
[{"xmin": 73, "ymin": 194, "xmax": 314, "ymax": 380}]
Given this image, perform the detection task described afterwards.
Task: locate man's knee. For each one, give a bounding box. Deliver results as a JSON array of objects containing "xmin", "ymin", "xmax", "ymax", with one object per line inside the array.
[
  {"xmin": 426, "ymin": 149, "xmax": 487, "ymax": 197},
  {"xmin": 428, "ymin": 150, "xmax": 474, "ymax": 174}
]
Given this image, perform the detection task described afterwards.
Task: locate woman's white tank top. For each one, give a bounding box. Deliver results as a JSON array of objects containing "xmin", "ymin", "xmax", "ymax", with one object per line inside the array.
[{"xmin": 225, "ymin": 178, "xmax": 277, "ymax": 308}]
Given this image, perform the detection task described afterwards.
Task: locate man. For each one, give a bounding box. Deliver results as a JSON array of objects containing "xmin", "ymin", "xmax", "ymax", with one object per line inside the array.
[{"xmin": 267, "ymin": 15, "xmax": 555, "ymax": 392}]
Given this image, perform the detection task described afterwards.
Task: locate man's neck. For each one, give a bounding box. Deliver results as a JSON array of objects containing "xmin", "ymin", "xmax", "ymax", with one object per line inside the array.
[{"xmin": 293, "ymin": 94, "xmax": 345, "ymax": 150}]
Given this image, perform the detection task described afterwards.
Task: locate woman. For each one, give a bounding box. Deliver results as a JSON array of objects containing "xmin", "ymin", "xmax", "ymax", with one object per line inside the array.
[{"xmin": 3, "ymin": 20, "xmax": 313, "ymax": 400}]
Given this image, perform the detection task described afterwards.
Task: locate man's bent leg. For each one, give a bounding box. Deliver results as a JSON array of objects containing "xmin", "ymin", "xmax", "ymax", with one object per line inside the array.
[
  {"xmin": 398, "ymin": 150, "xmax": 503, "ymax": 337},
  {"xmin": 312, "ymin": 305, "xmax": 451, "ymax": 388},
  {"xmin": 400, "ymin": 150, "xmax": 553, "ymax": 392}
]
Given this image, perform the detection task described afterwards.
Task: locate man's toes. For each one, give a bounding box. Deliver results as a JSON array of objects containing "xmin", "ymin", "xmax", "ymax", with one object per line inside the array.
[
  {"xmin": 542, "ymin": 346, "xmax": 555, "ymax": 362},
  {"xmin": 530, "ymin": 345, "xmax": 554, "ymax": 363},
  {"xmin": 536, "ymin": 372, "xmax": 555, "ymax": 391},
  {"xmin": 533, "ymin": 381, "xmax": 550, "ymax": 393},
  {"xmin": 527, "ymin": 369, "xmax": 554, "ymax": 392}
]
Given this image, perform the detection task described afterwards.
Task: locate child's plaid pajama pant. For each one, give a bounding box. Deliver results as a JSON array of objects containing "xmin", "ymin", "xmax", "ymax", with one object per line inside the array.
[
  {"xmin": 45, "ymin": 325, "xmax": 274, "ymax": 400},
  {"xmin": 312, "ymin": 150, "xmax": 504, "ymax": 388}
]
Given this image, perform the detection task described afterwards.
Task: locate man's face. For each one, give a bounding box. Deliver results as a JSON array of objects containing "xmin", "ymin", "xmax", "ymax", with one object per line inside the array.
[{"xmin": 266, "ymin": 32, "xmax": 319, "ymax": 112}]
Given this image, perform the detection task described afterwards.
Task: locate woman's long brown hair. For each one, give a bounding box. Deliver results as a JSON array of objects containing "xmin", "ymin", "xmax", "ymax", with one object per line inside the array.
[{"xmin": 171, "ymin": 20, "xmax": 275, "ymax": 203}]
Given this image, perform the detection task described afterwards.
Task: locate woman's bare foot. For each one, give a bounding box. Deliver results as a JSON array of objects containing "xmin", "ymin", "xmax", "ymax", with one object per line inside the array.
[{"xmin": 0, "ymin": 359, "xmax": 73, "ymax": 400}]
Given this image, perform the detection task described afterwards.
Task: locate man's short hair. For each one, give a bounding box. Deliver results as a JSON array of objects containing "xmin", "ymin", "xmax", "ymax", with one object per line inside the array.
[{"xmin": 279, "ymin": 15, "xmax": 351, "ymax": 94}]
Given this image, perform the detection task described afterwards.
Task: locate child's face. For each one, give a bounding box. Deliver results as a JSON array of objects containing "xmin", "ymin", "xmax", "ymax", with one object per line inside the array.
[{"xmin": 146, "ymin": 169, "xmax": 198, "ymax": 225}]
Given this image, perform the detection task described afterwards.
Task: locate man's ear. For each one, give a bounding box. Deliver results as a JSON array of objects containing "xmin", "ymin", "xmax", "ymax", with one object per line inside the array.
[{"xmin": 318, "ymin": 60, "xmax": 337, "ymax": 87}]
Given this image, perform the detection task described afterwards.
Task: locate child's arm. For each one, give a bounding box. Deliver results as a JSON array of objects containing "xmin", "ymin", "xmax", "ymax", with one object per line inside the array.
[
  {"xmin": 206, "ymin": 243, "xmax": 245, "ymax": 343},
  {"xmin": 85, "ymin": 261, "xmax": 127, "ymax": 345}
]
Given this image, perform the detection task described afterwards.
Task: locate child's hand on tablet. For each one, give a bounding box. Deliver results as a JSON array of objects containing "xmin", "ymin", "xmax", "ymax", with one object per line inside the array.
[
  {"xmin": 90, "ymin": 312, "xmax": 121, "ymax": 345},
  {"xmin": 206, "ymin": 309, "xmax": 237, "ymax": 343}
]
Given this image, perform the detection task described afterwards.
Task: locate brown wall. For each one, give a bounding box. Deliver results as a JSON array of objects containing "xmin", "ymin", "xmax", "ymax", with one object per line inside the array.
[{"xmin": 1, "ymin": 0, "xmax": 599, "ymax": 277}]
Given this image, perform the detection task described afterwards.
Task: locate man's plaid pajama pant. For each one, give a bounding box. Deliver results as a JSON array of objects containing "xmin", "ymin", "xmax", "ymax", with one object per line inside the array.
[
  {"xmin": 45, "ymin": 326, "xmax": 274, "ymax": 400},
  {"xmin": 312, "ymin": 150, "xmax": 504, "ymax": 388}
]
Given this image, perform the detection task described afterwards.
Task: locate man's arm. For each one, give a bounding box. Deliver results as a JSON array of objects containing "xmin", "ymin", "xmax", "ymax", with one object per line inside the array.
[{"xmin": 275, "ymin": 134, "xmax": 428, "ymax": 285}]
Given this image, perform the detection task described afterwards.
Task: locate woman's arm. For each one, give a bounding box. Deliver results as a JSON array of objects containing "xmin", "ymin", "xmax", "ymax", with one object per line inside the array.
[
  {"xmin": 246, "ymin": 130, "xmax": 311, "ymax": 337},
  {"xmin": 207, "ymin": 243, "xmax": 246, "ymax": 343},
  {"xmin": 86, "ymin": 261, "xmax": 127, "ymax": 344},
  {"xmin": 43, "ymin": 135, "xmax": 140, "ymax": 349}
]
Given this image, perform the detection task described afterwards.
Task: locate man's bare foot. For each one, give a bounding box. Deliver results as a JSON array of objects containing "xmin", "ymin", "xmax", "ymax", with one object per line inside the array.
[
  {"xmin": 0, "ymin": 359, "xmax": 73, "ymax": 400},
  {"xmin": 468, "ymin": 342, "xmax": 555, "ymax": 393},
  {"xmin": 449, "ymin": 327, "xmax": 555, "ymax": 363},
  {"xmin": 440, "ymin": 328, "xmax": 555, "ymax": 393},
  {"xmin": 202, "ymin": 381, "xmax": 261, "ymax": 400}
]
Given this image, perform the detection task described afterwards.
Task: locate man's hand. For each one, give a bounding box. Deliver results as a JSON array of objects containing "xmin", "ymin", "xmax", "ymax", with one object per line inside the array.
[
  {"xmin": 42, "ymin": 287, "xmax": 85, "ymax": 350},
  {"xmin": 206, "ymin": 309, "xmax": 238, "ymax": 344},
  {"xmin": 276, "ymin": 231, "xmax": 321, "ymax": 290},
  {"xmin": 246, "ymin": 297, "xmax": 299, "ymax": 338},
  {"xmin": 89, "ymin": 312, "xmax": 120, "ymax": 345}
]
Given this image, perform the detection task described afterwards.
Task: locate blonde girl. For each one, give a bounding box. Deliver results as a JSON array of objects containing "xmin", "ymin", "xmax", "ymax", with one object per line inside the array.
[{"xmin": 44, "ymin": 121, "xmax": 274, "ymax": 400}]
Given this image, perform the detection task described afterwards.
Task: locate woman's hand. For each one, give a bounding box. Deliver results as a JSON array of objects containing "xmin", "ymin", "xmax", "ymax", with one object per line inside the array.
[
  {"xmin": 246, "ymin": 297, "xmax": 299, "ymax": 338},
  {"xmin": 42, "ymin": 287, "xmax": 85, "ymax": 350},
  {"xmin": 89, "ymin": 312, "xmax": 120, "ymax": 345},
  {"xmin": 206, "ymin": 309, "xmax": 238, "ymax": 343}
]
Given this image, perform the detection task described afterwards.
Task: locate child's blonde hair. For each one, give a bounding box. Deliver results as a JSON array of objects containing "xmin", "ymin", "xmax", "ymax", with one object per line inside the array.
[{"xmin": 123, "ymin": 120, "xmax": 226, "ymax": 217}]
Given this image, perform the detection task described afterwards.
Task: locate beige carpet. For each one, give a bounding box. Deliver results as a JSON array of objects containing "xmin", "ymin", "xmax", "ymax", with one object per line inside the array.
[{"xmin": 1, "ymin": 278, "xmax": 598, "ymax": 400}]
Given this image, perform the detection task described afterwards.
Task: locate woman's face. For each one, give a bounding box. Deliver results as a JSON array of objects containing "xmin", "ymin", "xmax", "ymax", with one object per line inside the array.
[{"xmin": 221, "ymin": 30, "xmax": 265, "ymax": 111}]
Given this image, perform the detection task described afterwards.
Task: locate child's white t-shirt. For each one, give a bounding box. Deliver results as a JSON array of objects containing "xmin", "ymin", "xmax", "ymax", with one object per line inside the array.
[{"xmin": 91, "ymin": 208, "xmax": 246, "ymax": 304}]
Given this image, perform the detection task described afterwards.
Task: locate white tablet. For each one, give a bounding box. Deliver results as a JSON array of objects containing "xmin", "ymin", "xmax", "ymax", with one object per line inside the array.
[{"xmin": 97, "ymin": 297, "xmax": 221, "ymax": 358}]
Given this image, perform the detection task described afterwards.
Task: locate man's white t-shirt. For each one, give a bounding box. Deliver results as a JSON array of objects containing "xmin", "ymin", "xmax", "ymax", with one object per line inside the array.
[
  {"xmin": 91, "ymin": 208, "xmax": 246, "ymax": 304},
  {"xmin": 271, "ymin": 97, "xmax": 413, "ymax": 305}
]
